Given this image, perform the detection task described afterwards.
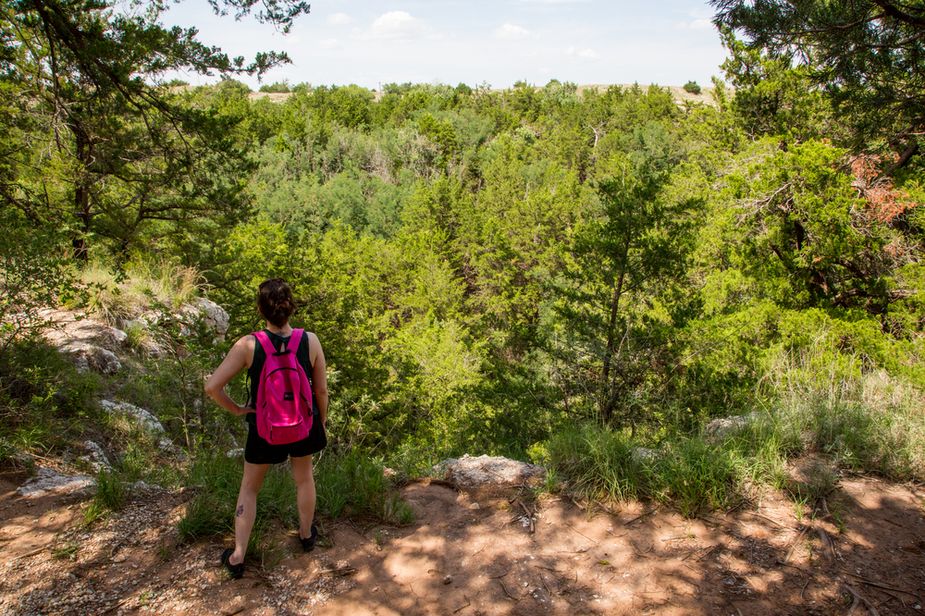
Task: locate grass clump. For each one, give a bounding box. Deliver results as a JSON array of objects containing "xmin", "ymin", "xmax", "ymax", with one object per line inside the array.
[
  {"xmin": 546, "ymin": 358, "xmax": 924, "ymax": 518},
  {"xmin": 543, "ymin": 424, "xmax": 642, "ymax": 502},
  {"xmin": 84, "ymin": 469, "xmax": 127, "ymax": 524},
  {"xmin": 316, "ymin": 451, "xmax": 414, "ymax": 524},
  {"xmin": 178, "ymin": 450, "xmax": 413, "ymax": 545},
  {"xmin": 546, "ymin": 425, "xmax": 742, "ymax": 517},
  {"xmin": 648, "ymin": 438, "xmax": 740, "ymax": 517},
  {"xmin": 80, "ymin": 260, "xmax": 205, "ymax": 325}
]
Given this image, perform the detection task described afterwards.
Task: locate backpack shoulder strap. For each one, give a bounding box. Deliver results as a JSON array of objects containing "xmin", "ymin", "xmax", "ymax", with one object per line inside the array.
[
  {"xmin": 288, "ymin": 328, "xmax": 304, "ymax": 355},
  {"xmin": 252, "ymin": 330, "xmax": 277, "ymax": 361}
]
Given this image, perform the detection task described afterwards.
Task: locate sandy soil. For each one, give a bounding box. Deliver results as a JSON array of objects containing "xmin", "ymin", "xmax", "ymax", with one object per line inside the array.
[{"xmin": 1, "ymin": 470, "xmax": 924, "ymax": 615}]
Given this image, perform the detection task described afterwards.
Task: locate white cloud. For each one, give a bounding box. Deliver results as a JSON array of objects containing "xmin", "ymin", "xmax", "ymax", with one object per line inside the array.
[
  {"xmin": 494, "ymin": 23, "xmax": 530, "ymax": 41},
  {"xmin": 566, "ymin": 46, "xmax": 598, "ymax": 59},
  {"xmin": 318, "ymin": 38, "xmax": 339, "ymax": 49},
  {"xmin": 676, "ymin": 18, "xmax": 713, "ymax": 30},
  {"xmin": 368, "ymin": 11, "xmax": 426, "ymax": 40},
  {"xmin": 327, "ymin": 12, "xmax": 352, "ymax": 26}
]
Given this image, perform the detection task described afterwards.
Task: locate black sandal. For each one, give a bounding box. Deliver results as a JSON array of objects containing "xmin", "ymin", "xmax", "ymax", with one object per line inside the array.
[
  {"xmin": 299, "ymin": 523, "xmax": 319, "ymax": 552},
  {"xmin": 220, "ymin": 548, "xmax": 245, "ymax": 579}
]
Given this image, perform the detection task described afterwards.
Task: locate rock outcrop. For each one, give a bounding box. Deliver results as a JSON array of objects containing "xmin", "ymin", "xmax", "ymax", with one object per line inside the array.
[
  {"xmin": 58, "ymin": 341, "xmax": 122, "ymax": 374},
  {"xmin": 17, "ymin": 468, "xmax": 95, "ymax": 497},
  {"xmin": 40, "ymin": 309, "xmax": 125, "ymax": 374},
  {"xmin": 78, "ymin": 440, "xmax": 111, "ymax": 473},
  {"xmin": 433, "ymin": 454, "xmax": 546, "ymax": 488},
  {"xmin": 100, "ymin": 400, "xmax": 177, "ymax": 453},
  {"xmin": 177, "ymin": 298, "xmax": 229, "ymax": 339},
  {"xmin": 704, "ymin": 413, "xmax": 756, "ymax": 442}
]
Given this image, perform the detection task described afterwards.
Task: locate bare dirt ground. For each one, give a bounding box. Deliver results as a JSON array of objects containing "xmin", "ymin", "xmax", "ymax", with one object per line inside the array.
[{"xmin": 1, "ymin": 470, "xmax": 924, "ymax": 615}]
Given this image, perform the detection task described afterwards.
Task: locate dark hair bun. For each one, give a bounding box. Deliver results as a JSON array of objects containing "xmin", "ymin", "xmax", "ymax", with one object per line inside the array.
[{"xmin": 257, "ymin": 278, "xmax": 296, "ymax": 327}]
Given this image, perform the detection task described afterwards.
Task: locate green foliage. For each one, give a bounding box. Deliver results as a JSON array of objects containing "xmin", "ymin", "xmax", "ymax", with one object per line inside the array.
[
  {"xmin": 316, "ymin": 452, "xmax": 414, "ymax": 524},
  {"xmin": 178, "ymin": 451, "xmax": 412, "ymax": 542},
  {"xmin": 2, "ymin": 5, "xmax": 923, "ymax": 520},
  {"xmin": 0, "ymin": 210, "xmax": 78, "ymax": 346},
  {"xmin": 713, "ymin": 0, "xmax": 925, "ymax": 157},
  {"xmin": 0, "ymin": 337, "xmax": 101, "ymax": 457},
  {"xmin": 683, "ymin": 81, "xmax": 702, "ymax": 95}
]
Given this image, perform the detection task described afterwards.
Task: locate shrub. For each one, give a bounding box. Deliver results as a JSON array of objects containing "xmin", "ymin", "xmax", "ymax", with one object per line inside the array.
[
  {"xmin": 0, "ymin": 337, "xmax": 101, "ymax": 457},
  {"xmin": 683, "ymin": 80, "xmax": 702, "ymax": 95}
]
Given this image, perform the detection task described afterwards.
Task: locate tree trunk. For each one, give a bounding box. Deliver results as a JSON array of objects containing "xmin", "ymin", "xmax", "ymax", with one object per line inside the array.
[
  {"xmin": 600, "ymin": 236, "xmax": 630, "ymax": 423},
  {"xmin": 71, "ymin": 121, "xmax": 92, "ymax": 261}
]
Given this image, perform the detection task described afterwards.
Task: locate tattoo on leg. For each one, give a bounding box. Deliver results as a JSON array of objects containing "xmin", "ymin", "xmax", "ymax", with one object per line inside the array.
[{"xmin": 236, "ymin": 504, "xmax": 244, "ymax": 517}]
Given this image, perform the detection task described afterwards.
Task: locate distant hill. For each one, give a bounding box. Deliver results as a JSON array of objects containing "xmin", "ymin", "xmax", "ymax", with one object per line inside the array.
[{"xmin": 246, "ymin": 83, "xmax": 719, "ymax": 106}]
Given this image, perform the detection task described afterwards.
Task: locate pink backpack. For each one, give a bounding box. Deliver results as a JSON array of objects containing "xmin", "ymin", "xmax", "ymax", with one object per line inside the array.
[{"xmin": 253, "ymin": 329, "xmax": 313, "ymax": 445}]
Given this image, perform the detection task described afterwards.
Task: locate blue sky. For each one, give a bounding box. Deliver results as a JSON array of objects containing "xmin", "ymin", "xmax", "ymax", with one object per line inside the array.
[{"xmin": 160, "ymin": 1, "xmax": 728, "ymax": 89}]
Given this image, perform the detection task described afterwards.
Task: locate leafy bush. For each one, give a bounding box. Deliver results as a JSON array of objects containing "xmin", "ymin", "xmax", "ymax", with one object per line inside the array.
[
  {"xmin": 0, "ymin": 337, "xmax": 101, "ymax": 456},
  {"xmin": 683, "ymin": 80, "xmax": 702, "ymax": 95}
]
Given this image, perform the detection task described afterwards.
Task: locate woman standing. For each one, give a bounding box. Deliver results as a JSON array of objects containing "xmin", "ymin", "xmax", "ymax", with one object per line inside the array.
[{"xmin": 205, "ymin": 278, "xmax": 328, "ymax": 579}]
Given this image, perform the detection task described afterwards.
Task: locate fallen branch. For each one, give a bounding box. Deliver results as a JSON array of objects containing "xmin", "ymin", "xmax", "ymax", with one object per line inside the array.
[
  {"xmin": 816, "ymin": 527, "xmax": 836, "ymax": 561},
  {"xmin": 498, "ymin": 579, "xmax": 519, "ymax": 602},
  {"xmin": 318, "ymin": 565, "xmax": 357, "ymax": 577},
  {"xmin": 516, "ymin": 499, "xmax": 535, "ymax": 534},
  {"xmin": 841, "ymin": 571, "xmax": 921, "ymax": 603},
  {"xmin": 844, "ymin": 583, "xmax": 879, "ymax": 616},
  {"xmin": 566, "ymin": 525, "xmax": 597, "ymax": 545},
  {"xmin": 624, "ymin": 507, "xmax": 659, "ymax": 526},
  {"xmin": 783, "ymin": 527, "xmax": 809, "ymax": 564},
  {"xmin": 744, "ymin": 511, "xmax": 787, "ymax": 529},
  {"xmin": 452, "ymin": 596, "xmax": 471, "ymax": 614}
]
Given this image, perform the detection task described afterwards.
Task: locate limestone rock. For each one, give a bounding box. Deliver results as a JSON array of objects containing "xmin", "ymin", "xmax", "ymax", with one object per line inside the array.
[
  {"xmin": 40, "ymin": 308, "xmax": 128, "ymax": 351},
  {"xmin": 704, "ymin": 414, "xmax": 755, "ymax": 442},
  {"xmin": 78, "ymin": 440, "xmax": 111, "ymax": 473},
  {"xmin": 59, "ymin": 341, "xmax": 122, "ymax": 374},
  {"xmin": 631, "ymin": 447, "xmax": 659, "ymax": 464},
  {"xmin": 433, "ymin": 454, "xmax": 546, "ymax": 488},
  {"xmin": 101, "ymin": 399, "xmax": 165, "ymax": 434},
  {"xmin": 177, "ymin": 298, "xmax": 229, "ymax": 338},
  {"xmin": 17, "ymin": 467, "xmax": 95, "ymax": 497}
]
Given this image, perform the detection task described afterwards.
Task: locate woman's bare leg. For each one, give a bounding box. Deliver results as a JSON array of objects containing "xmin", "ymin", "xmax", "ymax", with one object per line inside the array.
[
  {"xmin": 290, "ymin": 455, "xmax": 316, "ymax": 538},
  {"xmin": 229, "ymin": 462, "xmax": 269, "ymax": 565}
]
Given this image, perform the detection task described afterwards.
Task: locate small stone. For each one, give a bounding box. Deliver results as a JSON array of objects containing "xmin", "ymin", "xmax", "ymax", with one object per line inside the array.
[{"xmin": 443, "ymin": 575, "xmax": 452, "ymax": 585}]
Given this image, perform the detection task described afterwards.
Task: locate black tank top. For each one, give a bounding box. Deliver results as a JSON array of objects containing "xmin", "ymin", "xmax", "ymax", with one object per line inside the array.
[{"xmin": 245, "ymin": 329, "xmax": 313, "ymax": 424}]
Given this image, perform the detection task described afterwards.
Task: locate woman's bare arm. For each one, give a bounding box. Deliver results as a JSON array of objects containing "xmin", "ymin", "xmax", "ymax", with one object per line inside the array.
[
  {"xmin": 204, "ymin": 335, "xmax": 253, "ymax": 416},
  {"xmin": 308, "ymin": 332, "xmax": 329, "ymax": 426}
]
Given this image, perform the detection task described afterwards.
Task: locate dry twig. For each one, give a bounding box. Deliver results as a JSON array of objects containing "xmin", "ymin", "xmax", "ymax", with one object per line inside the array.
[
  {"xmin": 624, "ymin": 507, "xmax": 659, "ymax": 526},
  {"xmin": 452, "ymin": 596, "xmax": 471, "ymax": 614},
  {"xmin": 498, "ymin": 579, "xmax": 519, "ymax": 602}
]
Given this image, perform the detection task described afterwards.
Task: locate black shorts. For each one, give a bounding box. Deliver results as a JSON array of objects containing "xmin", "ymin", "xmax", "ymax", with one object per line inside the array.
[{"xmin": 244, "ymin": 410, "xmax": 327, "ymax": 465}]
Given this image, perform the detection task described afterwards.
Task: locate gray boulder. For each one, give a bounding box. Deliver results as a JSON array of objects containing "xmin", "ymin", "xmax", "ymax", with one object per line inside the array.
[
  {"xmin": 178, "ymin": 298, "xmax": 230, "ymax": 339},
  {"xmin": 78, "ymin": 440, "xmax": 111, "ymax": 473},
  {"xmin": 40, "ymin": 308, "xmax": 128, "ymax": 350},
  {"xmin": 631, "ymin": 447, "xmax": 659, "ymax": 464},
  {"xmin": 17, "ymin": 467, "xmax": 94, "ymax": 497},
  {"xmin": 101, "ymin": 399, "xmax": 165, "ymax": 433},
  {"xmin": 100, "ymin": 399, "xmax": 179, "ymax": 454},
  {"xmin": 433, "ymin": 454, "xmax": 546, "ymax": 488},
  {"xmin": 704, "ymin": 413, "xmax": 756, "ymax": 442},
  {"xmin": 59, "ymin": 341, "xmax": 122, "ymax": 374}
]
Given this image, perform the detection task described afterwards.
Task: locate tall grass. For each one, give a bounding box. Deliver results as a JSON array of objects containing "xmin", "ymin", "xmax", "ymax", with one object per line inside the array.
[
  {"xmin": 178, "ymin": 451, "xmax": 413, "ymax": 546},
  {"xmin": 81, "ymin": 260, "xmax": 205, "ymax": 325},
  {"xmin": 546, "ymin": 357, "xmax": 924, "ymax": 517}
]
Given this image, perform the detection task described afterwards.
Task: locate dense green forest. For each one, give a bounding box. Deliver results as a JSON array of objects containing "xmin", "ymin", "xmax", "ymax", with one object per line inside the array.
[{"xmin": 2, "ymin": 0, "xmax": 923, "ymax": 517}]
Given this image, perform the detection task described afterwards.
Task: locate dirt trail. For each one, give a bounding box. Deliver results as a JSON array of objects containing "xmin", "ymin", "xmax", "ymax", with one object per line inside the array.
[{"xmin": 1, "ymin": 472, "xmax": 924, "ymax": 615}]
